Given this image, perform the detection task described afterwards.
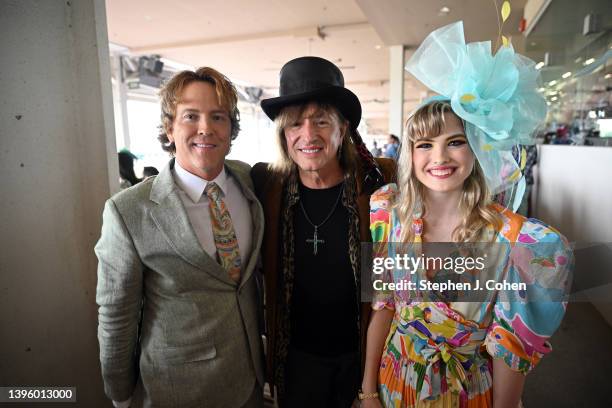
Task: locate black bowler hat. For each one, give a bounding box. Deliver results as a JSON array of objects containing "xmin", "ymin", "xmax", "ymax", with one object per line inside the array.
[{"xmin": 261, "ymin": 56, "xmax": 362, "ymax": 129}]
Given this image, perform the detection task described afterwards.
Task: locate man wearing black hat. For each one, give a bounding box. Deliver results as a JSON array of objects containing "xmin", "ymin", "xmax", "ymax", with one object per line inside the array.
[{"xmin": 251, "ymin": 56, "xmax": 395, "ymax": 407}]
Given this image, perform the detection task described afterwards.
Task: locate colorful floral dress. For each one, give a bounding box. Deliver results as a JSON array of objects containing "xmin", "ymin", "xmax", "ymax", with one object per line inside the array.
[{"xmin": 369, "ymin": 184, "xmax": 572, "ymax": 408}]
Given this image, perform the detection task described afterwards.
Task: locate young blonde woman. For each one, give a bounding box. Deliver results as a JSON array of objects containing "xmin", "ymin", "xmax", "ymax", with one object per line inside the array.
[{"xmin": 359, "ymin": 22, "xmax": 572, "ymax": 408}]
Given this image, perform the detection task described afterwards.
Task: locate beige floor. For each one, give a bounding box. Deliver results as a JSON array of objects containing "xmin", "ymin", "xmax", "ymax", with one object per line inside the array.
[{"xmin": 522, "ymin": 301, "xmax": 612, "ymax": 407}]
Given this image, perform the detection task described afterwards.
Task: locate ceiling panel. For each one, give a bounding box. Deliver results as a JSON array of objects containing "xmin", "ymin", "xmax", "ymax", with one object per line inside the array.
[{"xmin": 105, "ymin": 0, "xmax": 533, "ymax": 134}]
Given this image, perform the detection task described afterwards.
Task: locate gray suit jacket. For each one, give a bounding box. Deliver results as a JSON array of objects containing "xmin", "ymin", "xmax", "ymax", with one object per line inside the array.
[{"xmin": 95, "ymin": 159, "xmax": 265, "ymax": 408}]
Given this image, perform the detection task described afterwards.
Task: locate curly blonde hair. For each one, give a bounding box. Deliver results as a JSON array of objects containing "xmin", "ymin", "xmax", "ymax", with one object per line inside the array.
[{"xmin": 396, "ymin": 100, "xmax": 501, "ymax": 243}]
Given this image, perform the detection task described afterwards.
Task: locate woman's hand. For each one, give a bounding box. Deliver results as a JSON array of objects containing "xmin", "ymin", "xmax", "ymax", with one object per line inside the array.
[
  {"xmin": 359, "ymin": 308, "xmax": 393, "ymax": 408},
  {"xmin": 359, "ymin": 397, "xmax": 383, "ymax": 408}
]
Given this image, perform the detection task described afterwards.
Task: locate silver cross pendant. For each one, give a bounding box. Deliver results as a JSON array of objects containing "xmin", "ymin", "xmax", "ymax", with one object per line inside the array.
[{"xmin": 306, "ymin": 226, "xmax": 325, "ymax": 255}]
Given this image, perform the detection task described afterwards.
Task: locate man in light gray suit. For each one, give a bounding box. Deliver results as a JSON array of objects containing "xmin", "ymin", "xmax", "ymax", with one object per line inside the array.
[{"xmin": 95, "ymin": 67, "xmax": 265, "ymax": 407}]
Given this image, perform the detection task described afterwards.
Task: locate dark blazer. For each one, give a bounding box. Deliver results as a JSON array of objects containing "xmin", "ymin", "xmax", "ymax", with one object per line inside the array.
[
  {"xmin": 251, "ymin": 158, "xmax": 396, "ymax": 394},
  {"xmin": 95, "ymin": 159, "xmax": 265, "ymax": 407}
]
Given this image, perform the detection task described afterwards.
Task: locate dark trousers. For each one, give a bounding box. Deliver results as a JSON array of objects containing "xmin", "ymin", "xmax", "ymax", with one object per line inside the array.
[{"xmin": 281, "ymin": 346, "xmax": 360, "ymax": 408}]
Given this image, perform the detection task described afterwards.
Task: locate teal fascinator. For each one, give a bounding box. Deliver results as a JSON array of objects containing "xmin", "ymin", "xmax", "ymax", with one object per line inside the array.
[{"xmin": 405, "ymin": 21, "xmax": 547, "ymax": 210}]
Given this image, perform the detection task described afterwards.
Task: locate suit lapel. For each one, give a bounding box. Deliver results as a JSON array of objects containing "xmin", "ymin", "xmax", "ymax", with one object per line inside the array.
[
  {"xmin": 225, "ymin": 161, "xmax": 264, "ymax": 288},
  {"xmin": 149, "ymin": 160, "xmax": 234, "ymax": 285}
]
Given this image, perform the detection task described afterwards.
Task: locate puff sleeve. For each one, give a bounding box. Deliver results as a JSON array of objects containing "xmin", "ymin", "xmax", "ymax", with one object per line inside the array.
[
  {"xmin": 370, "ymin": 183, "xmax": 398, "ymax": 311},
  {"xmin": 484, "ymin": 219, "xmax": 573, "ymax": 373}
]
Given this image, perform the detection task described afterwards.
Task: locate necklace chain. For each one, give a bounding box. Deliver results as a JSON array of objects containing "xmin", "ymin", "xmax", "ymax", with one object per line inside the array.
[
  {"xmin": 300, "ymin": 183, "xmax": 344, "ymax": 255},
  {"xmin": 299, "ymin": 183, "xmax": 344, "ymax": 229}
]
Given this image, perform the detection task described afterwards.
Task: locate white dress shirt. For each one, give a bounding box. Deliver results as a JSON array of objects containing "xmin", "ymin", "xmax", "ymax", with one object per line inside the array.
[{"xmin": 172, "ymin": 161, "xmax": 253, "ymax": 265}]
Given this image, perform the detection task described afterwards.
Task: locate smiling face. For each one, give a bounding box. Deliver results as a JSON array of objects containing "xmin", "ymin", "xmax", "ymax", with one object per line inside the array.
[
  {"xmin": 167, "ymin": 81, "xmax": 231, "ymax": 180},
  {"xmin": 412, "ymin": 112, "xmax": 475, "ymax": 195},
  {"xmin": 282, "ymin": 103, "xmax": 346, "ymax": 185}
]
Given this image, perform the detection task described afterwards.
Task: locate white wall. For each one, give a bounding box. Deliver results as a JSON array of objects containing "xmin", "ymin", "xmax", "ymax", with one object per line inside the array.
[
  {"xmin": 535, "ymin": 145, "xmax": 612, "ymax": 326},
  {"xmin": 0, "ymin": 0, "xmax": 116, "ymax": 404}
]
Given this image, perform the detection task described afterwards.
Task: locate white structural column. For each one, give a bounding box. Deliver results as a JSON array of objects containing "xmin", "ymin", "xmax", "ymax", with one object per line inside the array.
[
  {"xmin": 388, "ymin": 45, "xmax": 406, "ymax": 137},
  {"xmin": 111, "ymin": 54, "xmax": 131, "ymax": 150},
  {"xmin": 0, "ymin": 0, "xmax": 116, "ymax": 404}
]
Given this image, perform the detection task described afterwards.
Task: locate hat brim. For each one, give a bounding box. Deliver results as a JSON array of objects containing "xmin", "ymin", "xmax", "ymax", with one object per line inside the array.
[{"xmin": 260, "ymin": 86, "xmax": 362, "ymax": 129}]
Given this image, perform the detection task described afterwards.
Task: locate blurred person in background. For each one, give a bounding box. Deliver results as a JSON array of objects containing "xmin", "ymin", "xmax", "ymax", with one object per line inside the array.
[
  {"xmin": 383, "ymin": 134, "xmax": 400, "ymax": 161},
  {"xmin": 370, "ymin": 140, "xmax": 382, "ymax": 157},
  {"xmin": 118, "ymin": 149, "xmax": 141, "ymax": 189},
  {"xmin": 142, "ymin": 166, "xmax": 159, "ymax": 178}
]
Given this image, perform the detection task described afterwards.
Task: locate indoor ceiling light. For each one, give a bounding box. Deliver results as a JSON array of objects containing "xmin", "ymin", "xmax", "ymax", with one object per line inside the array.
[
  {"xmin": 535, "ymin": 61, "xmax": 545, "ymax": 70},
  {"xmin": 605, "ymin": 73, "xmax": 612, "ymax": 79},
  {"xmin": 584, "ymin": 58, "xmax": 595, "ymax": 65},
  {"xmin": 548, "ymin": 80, "xmax": 557, "ymax": 86},
  {"xmin": 375, "ymin": 45, "xmax": 382, "ymax": 50},
  {"xmin": 440, "ymin": 6, "xmax": 450, "ymax": 14},
  {"xmin": 551, "ymin": 96, "xmax": 558, "ymax": 101},
  {"xmin": 537, "ymin": 87, "xmax": 545, "ymax": 92},
  {"xmin": 562, "ymin": 72, "xmax": 572, "ymax": 78}
]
